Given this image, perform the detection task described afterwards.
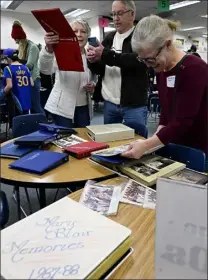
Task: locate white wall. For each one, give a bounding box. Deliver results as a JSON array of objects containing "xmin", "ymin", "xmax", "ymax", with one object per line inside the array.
[
  {"xmin": 1, "ymin": 11, "xmax": 103, "ymax": 49},
  {"xmin": 86, "ymin": 16, "xmax": 103, "ymax": 42},
  {"xmin": 1, "ymin": 10, "xmax": 45, "ymax": 49},
  {"xmin": 173, "ymin": 33, "xmax": 207, "ymax": 62}
]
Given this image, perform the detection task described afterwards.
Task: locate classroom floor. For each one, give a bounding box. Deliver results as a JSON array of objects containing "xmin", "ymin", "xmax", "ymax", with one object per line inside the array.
[{"xmin": 1, "ymin": 107, "xmax": 159, "ymax": 227}]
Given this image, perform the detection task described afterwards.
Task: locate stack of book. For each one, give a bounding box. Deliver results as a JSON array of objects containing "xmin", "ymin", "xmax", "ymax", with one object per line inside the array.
[{"xmin": 86, "ymin": 123, "xmax": 134, "ymax": 142}]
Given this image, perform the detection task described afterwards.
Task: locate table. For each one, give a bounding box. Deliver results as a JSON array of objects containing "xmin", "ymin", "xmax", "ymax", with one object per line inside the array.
[
  {"xmin": 69, "ymin": 176, "xmax": 155, "ymax": 279},
  {"xmin": 0, "ymin": 128, "xmax": 142, "ymax": 215}
]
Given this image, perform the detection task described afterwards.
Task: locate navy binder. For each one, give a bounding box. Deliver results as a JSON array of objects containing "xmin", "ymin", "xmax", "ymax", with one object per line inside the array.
[
  {"xmin": 0, "ymin": 141, "xmax": 36, "ymax": 159},
  {"xmin": 91, "ymin": 154, "xmax": 129, "ymax": 165},
  {"xmin": 39, "ymin": 123, "xmax": 77, "ymax": 135},
  {"xmin": 14, "ymin": 130, "xmax": 59, "ymax": 147},
  {"xmin": 9, "ymin": 150, "xmax": 69, "ymax": 175}
]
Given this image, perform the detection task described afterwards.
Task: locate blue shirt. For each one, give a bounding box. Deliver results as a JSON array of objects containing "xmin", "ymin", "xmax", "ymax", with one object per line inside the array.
[{"xmin": 3, "ymin": 64, "xmax": 32, "ymax": 111}]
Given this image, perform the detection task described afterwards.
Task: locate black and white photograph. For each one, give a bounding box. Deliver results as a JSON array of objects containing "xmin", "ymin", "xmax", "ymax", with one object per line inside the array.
[
  {"xmin": 143, "ymin": 188, "xmax": 157, "ymax": 210},
  {"xmin": 169, "ymin": 169, "xmax": 208, "ymax": 185},
  {"xmin": 79, "ymin": 182, "xmax": 121, "ymax": 215},
  {"xmin": 145, "ymin": 157, "xmax": 173, "ymax": 170},
  {"xmin": 53, "ymin": 134, "xmax": 86, "ymax": 148},
  {"xmin": 121, "ymin": 180, "xmax": 146, "ymax": 206},
  {"xmin": 131, "ymin": 163, "xmax": 158, "ymax": 177}
]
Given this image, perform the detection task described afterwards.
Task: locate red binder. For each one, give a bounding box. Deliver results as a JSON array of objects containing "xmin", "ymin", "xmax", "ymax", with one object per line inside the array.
[
  {"xmin": 31, "ymin": 8, "xmax": 84, "ymax": 72},
  {"xmin": 63, "ymin": 141, "xmax": 109, "ymax": 159}
]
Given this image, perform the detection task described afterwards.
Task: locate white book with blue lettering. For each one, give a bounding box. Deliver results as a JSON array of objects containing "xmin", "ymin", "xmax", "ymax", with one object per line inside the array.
[{"xmin": 1, "ymin": 197, "xmax": 131, "ymax": 279}]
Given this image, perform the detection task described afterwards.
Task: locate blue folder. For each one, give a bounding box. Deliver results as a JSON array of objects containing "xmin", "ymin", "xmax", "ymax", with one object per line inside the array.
[
  {"xmin": 14, "ymin": 130, "xmax": 58, "ymax": 147},
  {"xmin": 0, "ymin": 141, "xmax": 36, "ymax": 159},
  {"xmin": 39, "ymin": 123, "xmax": 77, "ymax": 135},
  {"xmin": 91, "ymin": 154, "xmax": 129, "ymax": 165},
  {"xmin": 9, "ymin": 150, "xmax": 69, "ymax": 175}
]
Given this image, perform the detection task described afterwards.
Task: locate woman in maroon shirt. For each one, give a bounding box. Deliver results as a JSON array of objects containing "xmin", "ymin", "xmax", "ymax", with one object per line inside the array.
[{"xmin": 122, "ymin": 15, "xmax": 208, "ymax": 162}]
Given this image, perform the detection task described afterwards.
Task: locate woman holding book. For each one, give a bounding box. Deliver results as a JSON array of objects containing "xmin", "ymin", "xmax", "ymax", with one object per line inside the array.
[
  {"xmin": 122, "ymin": 15, "xmax": 208, "ymax": 169},
  {"xmin": 39, "ymin": 19, "xmax": 95, "ymax": 128}
]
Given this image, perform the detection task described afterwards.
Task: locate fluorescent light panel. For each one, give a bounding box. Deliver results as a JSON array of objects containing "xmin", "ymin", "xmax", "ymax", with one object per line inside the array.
[
  {"xmin": 65, "ymin": 9, "xmax": 90, "ymax": 18},
  {"xmin": 170, "ymin": 1, "xmax": 201, "ymax": 10},
  {"xmin": 180, "ymin": 26, "xmax": 205, "ymax": 31},
  {"xmin": 201, "ymin": 15, "xmax": 208, "ymax": 18},
  {"xmin": 1, "ymin": 0, "xmax": 13, "ymax": 9},
  {"xmin": 202, "ymin": 34, "xmax": 207, "ymax": 38}
]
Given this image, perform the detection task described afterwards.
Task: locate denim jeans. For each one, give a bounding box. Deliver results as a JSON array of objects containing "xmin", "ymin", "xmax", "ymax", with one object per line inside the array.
[
  {"xmin": 31, "ymin": 78, "xmax": 45, "ymax": 115},
  {"xmin": 52, "ymin": 105, "xmax": 90, "ymax": 128},
  {"xmin": 104, "ymin": 100, "xmax": 148, "ymax": 126}
]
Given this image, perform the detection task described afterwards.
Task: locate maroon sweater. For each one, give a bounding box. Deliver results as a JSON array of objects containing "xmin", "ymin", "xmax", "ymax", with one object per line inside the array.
[{"xmin": 156, "ymin": 55, "xmax": 208, "ymax": 155}]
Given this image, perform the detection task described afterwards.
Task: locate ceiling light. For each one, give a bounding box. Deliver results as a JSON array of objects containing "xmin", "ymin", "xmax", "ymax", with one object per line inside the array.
[
  {"xmin": 170, "ymin": 1, "xmax": 201, "ymax": 10},
  {"xmin": 1, "ymin": 0, "xmax": 13, "ymax": 9},
  {"xmin": 180, "ymin": 26, "xmax": 205, "ymax": 31},
  {"xmin": 202, "ymin": 34, "xmax": 207, "ymax": 38},
  {"xmin": 201, "ymin": 15, "xmax": 208, "ymax": 18},
  {"xmin": 65, "ymin": 9, "xmax": 90, "ymax": 18}
]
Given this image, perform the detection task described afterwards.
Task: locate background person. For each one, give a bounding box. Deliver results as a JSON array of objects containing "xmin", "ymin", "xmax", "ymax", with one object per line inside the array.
[
  {"xmin": 187, "ymin": 44, "xmax": 201, "ymax": 58},
  {"xmin": 122, "ymin": 15, "xmax": 208, "ymax": 164},
  {"xmin": 39, "ymin": 19, "xmax": 95, "ymax": 128},
  {"xmin": 87, "ymin": 0, "xmax": 148, "ymax": 127},
  {"xmin": 1, "ymin": 49, "xmax": 33, "ymax": 116},
  {"xmin": 11, "ymin": 20, "xmax": 45, "ymax": 114}
]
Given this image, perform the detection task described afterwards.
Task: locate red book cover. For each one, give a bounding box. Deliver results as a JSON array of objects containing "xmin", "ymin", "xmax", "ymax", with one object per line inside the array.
[
  {"xmin": 64, "ymin": 141, "xmax": 109, "ymax": 159},
  {"xmin": 31, "ymin": 8, "xmax": 84, "ymax": 72}
]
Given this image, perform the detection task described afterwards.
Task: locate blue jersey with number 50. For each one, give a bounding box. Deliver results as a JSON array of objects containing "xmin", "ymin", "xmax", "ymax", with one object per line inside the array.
[{"xmin": 4, "ymin": 64, "xmax": 32, "ymax": 110}]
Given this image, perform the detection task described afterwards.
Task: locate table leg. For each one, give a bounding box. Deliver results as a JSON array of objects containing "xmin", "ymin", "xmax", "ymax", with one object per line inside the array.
[
  {"xmin": 14, "ymin": 186, "xmax": 21, "ymax": 220},
  {"xmin": 39, "ymin": 187, "xmax": 46, "ymax": 209}
]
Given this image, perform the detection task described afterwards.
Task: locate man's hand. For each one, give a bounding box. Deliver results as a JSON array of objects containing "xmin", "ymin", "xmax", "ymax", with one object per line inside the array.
[
  {"xmin": 121, "ymin": 139, "xmax": 148, "ymax": 159},
  {"xmin": 87, "ymin": 41, "xmax": 104, "ymax": 63},
  {"xmin": 44, "ymin": 32, "xmax": 59, "ymax": 53},
  {"xmin": 83, "ymin": 82, "xmax": 95, "ymax": 93}
]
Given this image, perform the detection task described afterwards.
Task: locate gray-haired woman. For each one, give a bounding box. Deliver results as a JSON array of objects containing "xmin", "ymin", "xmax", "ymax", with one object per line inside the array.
[
  {"xmin": 122, "ymin": 15, "xmax": 208, "ymax": 163},
  {"xmin": 39, "ymin": 19, "xmax": 95, "ymax": 128}
]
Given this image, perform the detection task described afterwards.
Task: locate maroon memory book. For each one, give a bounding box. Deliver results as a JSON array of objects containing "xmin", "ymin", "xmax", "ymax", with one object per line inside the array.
[
  {"xmin": 31, "ymin": 8, "xmax": 84, "ymax": 72},
  {"xmin": 63, "ymin": 142, "xmax": 109, "ymax": 159}
]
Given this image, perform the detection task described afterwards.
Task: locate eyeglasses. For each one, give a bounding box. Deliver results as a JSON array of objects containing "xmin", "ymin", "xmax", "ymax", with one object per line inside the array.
[
  {"xmin": 110, "ymin": 10, "xmax": 131, "ymax": 18},
  {"xmin": 137, "ymin": 45, "xmax": 165, "ymax": 65}
]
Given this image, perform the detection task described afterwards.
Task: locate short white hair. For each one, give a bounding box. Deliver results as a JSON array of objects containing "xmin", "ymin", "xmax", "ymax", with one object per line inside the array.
[
  {"xmin": 71, "ymin": 19, "xmax": 91, "ymax": 37},
  {"xmin": 132, "ymin": 15, "xmax": 180, "ymax": 53},
  {"xmin": 120, "ymin": 0, "xmax": 136, "ymax": 13}
]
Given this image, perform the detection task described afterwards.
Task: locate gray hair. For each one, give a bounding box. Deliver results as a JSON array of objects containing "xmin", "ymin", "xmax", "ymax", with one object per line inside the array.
[
  {"xmin": 115, "ymin": 0, "xmax": 136, "ymax": 13},
  {"xmin": 131, "ymin": 15, "xmax": 180, "ymax": 53},
  {"xmin": 71, "ymin": 19, "xmax": 91, "ymax": 37}
]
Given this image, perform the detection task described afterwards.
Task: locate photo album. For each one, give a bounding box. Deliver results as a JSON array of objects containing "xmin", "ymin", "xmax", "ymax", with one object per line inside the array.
[{"xmin": 118, "ymin": 155, "xmax": 185, "ymax": 186}]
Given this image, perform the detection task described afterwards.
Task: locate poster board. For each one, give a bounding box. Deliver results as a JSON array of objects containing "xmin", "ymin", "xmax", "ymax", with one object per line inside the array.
[{"xmin": 155, "ymin": 178, "xmax": 207, "ymax": 279}]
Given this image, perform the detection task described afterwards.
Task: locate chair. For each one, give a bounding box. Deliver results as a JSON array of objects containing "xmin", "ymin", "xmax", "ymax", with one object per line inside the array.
[
  {"xmin": 0, "ymin": 190, "xmax": 9, "ymax": 229},
  {"xmin": 12, "ymin": 113, "xmax": 47, "ymax": 138},
  {"xmin": 148, "ymin": 94, "xmax": 160, "ymax": 122},
  {"xmin": 123, "ymin": 121, "xmax": 148, "ymax": 138},
  {"xmin": 156, "ymin": 143, "xmax": 206, "ymax": 172},
  {"xmin": 12, "ymin": 113, "xmax": 48, "ymax": 218}
]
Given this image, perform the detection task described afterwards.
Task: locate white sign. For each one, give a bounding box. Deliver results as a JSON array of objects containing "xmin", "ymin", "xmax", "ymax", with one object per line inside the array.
[
  {"xmin": 167, "ymin": 76, "xmax": 176, "ymax": 88},
  {"xmin": 155, "ymin": 178, "xmax": 207, "ymax": 279}
]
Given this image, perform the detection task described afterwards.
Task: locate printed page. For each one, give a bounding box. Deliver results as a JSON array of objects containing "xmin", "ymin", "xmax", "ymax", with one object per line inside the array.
[{"xmin": 79, "ymin": 181, "xmax": 121, "ymax": 216}]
